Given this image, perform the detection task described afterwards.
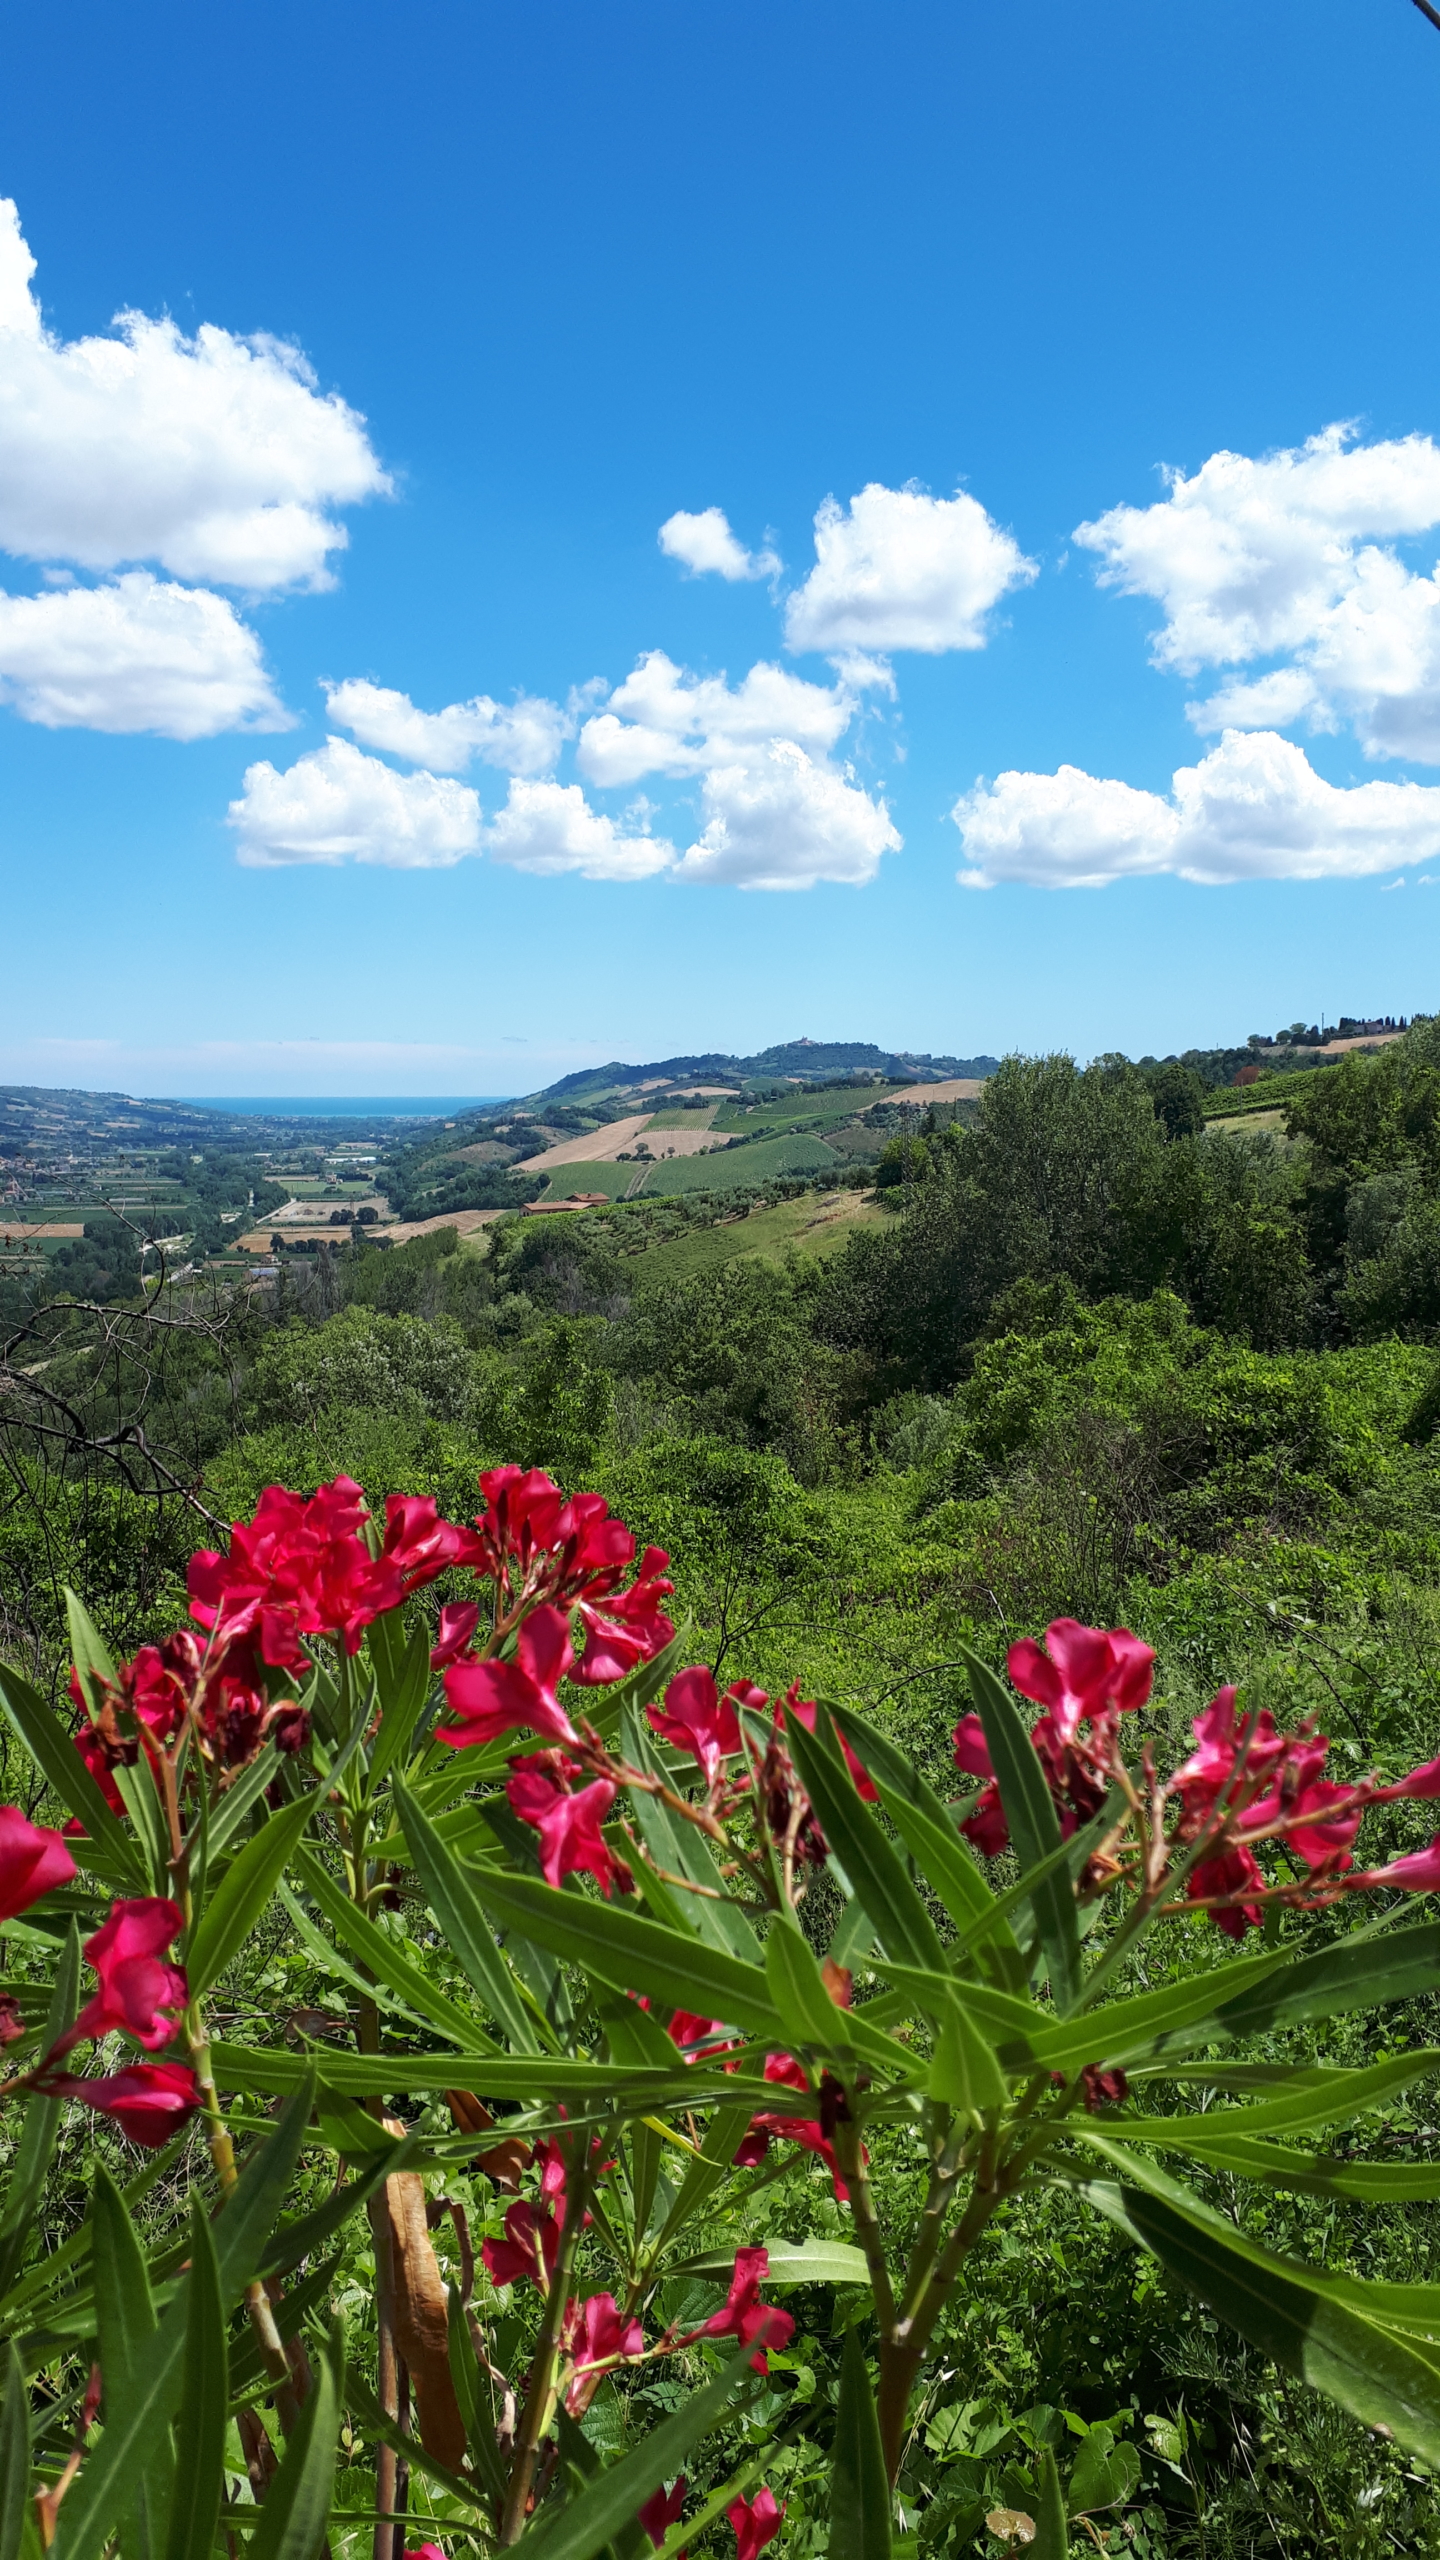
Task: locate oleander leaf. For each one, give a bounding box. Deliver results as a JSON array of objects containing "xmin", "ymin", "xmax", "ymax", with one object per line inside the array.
[{"xmin": 829, "ymin": 2328, "xmax": 891, "ymax": 2560}]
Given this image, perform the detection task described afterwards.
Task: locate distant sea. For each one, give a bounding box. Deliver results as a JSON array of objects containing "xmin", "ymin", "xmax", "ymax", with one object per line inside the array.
[{"xmin": 178, "ymin": 1096, "xmax": 509, "ymax": 1117}]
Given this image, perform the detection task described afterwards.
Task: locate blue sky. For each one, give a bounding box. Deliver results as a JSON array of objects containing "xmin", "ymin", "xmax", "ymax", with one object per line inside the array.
[{"xmin": 4, "ymin": 1, "xmax": 1440, "ymax": 1096}]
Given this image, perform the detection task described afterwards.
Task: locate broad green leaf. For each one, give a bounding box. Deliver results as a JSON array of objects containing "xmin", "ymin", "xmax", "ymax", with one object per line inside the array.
[
  {"xmin": 246, "ymin": 2320, "xmax": 343, "ymax": 2560},
  {"xmin": 0, "ymin": 2343, "xmax": 30, "ymax": 2560},
  {"xmin": 163, "ymin": 2206, "xmax": 226, "ymax": 2560},
  {"xmin": 785, "ymin": 1708, "xmax": 946, "ymax": 1973},
  {"xmin": 830, "ymin": 2328, "xmax": 890, "ymax": 2560},
  {"xmin": 0, "ymin": 1662, "xmax": 146, "ymax": 1888},
  {"xmin": 0, "ymin": 1926, "xmax": 79, "ymax": 2293},
  {"xmin": 619, "ymin": 1700, "xmax": 758, "ymax": 1963},
  {"xmin": 765, "ymin": 1916, "xmax": 855, "ymax": 2054},
  {"xmin": 1073, "ymin": 2163, "xmax": 1440, "ymax": 2466},
  {"xmin": 187, "ymin": 1793, "xmax": 316, "ymax": 1997},
  {"xmin": 366, "ymin": 1609, "xmax": 434, "ymax": 1787},
  {"xmin": 518, "ymin": 2346, "xmax": 761, "ymax": 2560},
  {"xmin": 1095, "ymin": 2048, "xmax": 1440, "ymax": 2147},
  {"xmin": 394, "ymin": 1774, "xmax": 551, "ymax": 2054},
  {"xmin": 1067, "ymin": 2431, "xmax": 1140, "ymax": 2514},
  {"xmin": 290, "ymin": 1845, "xmax": 488, "ymax": 2050},
  {"xmin": 92, "ymin": 2161, "xmax": 165, "ymax": 2560},
  {"xmin": 962, "ymin": 1649, "xmax": 1079, "ymax": 2011},
  {"xmin": 929, "ymin": 1990, "xmax": 1008, "ymax": 2114},
  {"xmin": 672, "ymin": 2239, "xmax": 869, "ymax": 2286}
]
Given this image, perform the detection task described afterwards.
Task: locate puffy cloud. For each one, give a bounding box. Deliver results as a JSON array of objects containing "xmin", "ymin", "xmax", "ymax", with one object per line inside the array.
[
  {"xmin": 953, "ymin": 729, "xmax": 1440, "ymax": 888},
  {"xmin": 0, "ymin": 571, "xmax": 287, "ymax": 737},
  {"xmin": 783, "ymin": 481, "xmax": 1036, "ymax": 656},
  {"xmin": 658, "ymin": 506, "xmax": 780, "ymax": 582},
  {"xmin": 323, "ymin": 677, "xmax": 570, "ymax": 776},
  {"xmin": 577, "ymin": 649, "xmax": 856, "ymax": 786},
  {"xmin": 485, "ymin": 779, "xmax": 673, "ymax": 881},
  {"xmin": 228, "ymin": 738, "xmax": 481, "ymax": 868},
  {"xmin": 674, "ymin": 740, "xmax": 900, "ymax": 890},
  {"xmin": 1075, "ymin": 425, "xmax": 1440, "ymax": 761},
  {"xmin": 0, "ymin": 197, "xmax": 387, "ymax": 591}
]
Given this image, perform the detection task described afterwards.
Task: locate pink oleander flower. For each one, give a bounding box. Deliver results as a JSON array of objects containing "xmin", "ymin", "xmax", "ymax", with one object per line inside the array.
[
  {"xmin": 505, "ymin": 1757, "xmax": 628, "ymax": 1894},
  {"xmin": 380, "ymin": 1494, "xmax": 475, "ymax": 1596},
  {"xmin": 40, "ymin": 2061, "xmax": 200, "ymax": 2146},
  {"xmin": 1187, "ymin": 1845, "xmax": 1265, "ymax": 1938},
  {"xmin": 780, "ymin": 1683, "xmax": 878, "ymax": 1801},
  {"xmin": 0, "ymin": 1808, "xmax": 76, "ymax": 1924},
  {"xmin": 684, "ymin": 2246, "xmax": 795, "ymax": 2372},
  {"xmin": 1007, "ymin": 1618, "xmax": 1154, "ymax": 1746},
  {"xmin": 189, "ymin": 1477, "xmax": 400, "ymax": 1666},
  {"xmin": 481, "ymin": 2199, "xmax": 561, "ymax": 2292},
  {"xmin": 430, "ymin": 1601, "xmax": 482, "ymax": 1670},
  {"xmin": 640, "ymin": 2479, "xmax": 687, "ymax": 2551},
  {"xmin": 573, "ymin": 1547, "xmax": 675, "ymax": 1686},
  {"xmin": 732, "ymin": 2053, "xmax": 852, "ymax": 2200},
  {"xmin": 441, "ymin": 1605, "xmax": 577, "ymax": 1748},
  {"xmin": 728, "ymin": 2488, "xmax": 783, "ymax": 2560},
  {"xmin": 563, "ymin": 2292, "xmax": 645, "ymax": 2407},
  {"xmin": 1350, "ymin": 1830, "xmax": 1440, "ymax": 1893},
  {"xmin": 405, "ymin": 2546, "xmax": 448, "ymax": 2560},
  {"xmin": 648, "ymin": 1666, "xmax": 744, "ymax": 1787},
  {"xmin": 52, "ymin": 1898, "xmax": 188, "ymax": 2059}
]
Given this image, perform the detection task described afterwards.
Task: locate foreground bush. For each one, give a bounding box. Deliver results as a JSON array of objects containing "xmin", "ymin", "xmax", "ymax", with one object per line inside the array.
[{"xmin": 0, "ymin": 1469, "xmax": 1438, "ymax": 2555}]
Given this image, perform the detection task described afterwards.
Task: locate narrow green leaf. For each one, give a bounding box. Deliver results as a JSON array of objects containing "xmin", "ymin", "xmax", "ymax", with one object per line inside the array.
[
  {"xmin": 962, "ymin": 1649, "xmax": 1079, "ymax": 2011},
  {"xmin": 210, "ymin": 2042, "xmax": 741, "ymax": 2104},
  {"xmin": 1200, "ymin": 1920, "xmax": 1440, "ymax": 2049},
  {"xmin": 187, "ymin": 1794, "xmax": 317, "ymax": 1997},
  {"xmin": 784, "ymin": 1709, "xmax": 946, "ymax": 1973},
  {"xmin": 1022, "ymin": 1948, "xmax": 1293, "ymax": 2075},
  {"xmin": 868, "ymin": 1958, "xmax": 1048, "ymax": 2066},
  {"xmin": 63, "ymin": 1587, "xmax": 118, "ymax": 1706},
  {"xmin": 113, "ymin": 1754, "xmax": 171, "ymax": 1898},
  {"xmin": 1096, "ymin": 2049, "xmax": 1440, "ymax": 2147},
  {"xmin": 0, "ymin": 1926, "xmax": 80, "ymax": 2293},
  {"xmin": 203, "ymin": 1744, "xmax": 279, "ymax": 1863},
  {"xmin": 673, "ymin": 2239, "xmax": 868, "ymax": 2285},
  {"xmin": 0, "ymin": 2342, "xmax": 31, "ymax": 2560},
  {"xmin": 470, "ymin": 1865, "xmax": 784, "ymax": 2038},
  {"xmin": 1074, "ymin": 2165, "xmax": 1440, "ymax": 2466},
  {"xmin": 601, "ymin": 1998, "xmax": 683, "ymax": 2071},
  {"xmin": 394, "ymin": 1775, "xmax": 551, "ymax": 2054},
  {"xmin": 1112, "ymin": 2137, "xmax": 1440, "ymax": 2202},
  {"xmin": 830, "ymin": 1702, "xmax": 1027, "ymax": 1992},
  {"xmin": 246, "ymin": 2319, "xmax": 343, "ymax": 2560},
  {"xmin": 928, "ymin": 1991, "xmax": 1008, "ymax": 2114},
  {"xmin": 765, "ymin": 1917, "xmax": 854, "ymax": 2055},
  {"xmin": 829, "ymin": 2328, "xmax": 890, "ymax": 2560},
  {"xmin": 1030, "ymin": 2447, "xmax": 1069, "ymax": 2559},
  {"xmin": 447, "ymin": 2286, "xmax": 507, "ymax": 2509},
  {"xmin": 290, "ymin": 1845, "xmax": 489, "ymax": 2051},
  {"xmin": 518, "ymin": 2346, "xmax": 761, "ymax": 2560},
  {"xmin": 620, "ymin": 1700, "xmax": 758, "ymax": 1962},
  {"xmin": 163, "ymin": 2205, "xmax": 227, "ymax": 2560},
  {"xmin": 366, "ymin": 1610, "xmax": 433, "ymax": 1787},
  {"xmin": 0, "ymin": 1663, "xmax": 145, "ymax": 1888},
  {"xmin": 342, "ymin": 2367, "xmax": 487, "ymax": 2510}
]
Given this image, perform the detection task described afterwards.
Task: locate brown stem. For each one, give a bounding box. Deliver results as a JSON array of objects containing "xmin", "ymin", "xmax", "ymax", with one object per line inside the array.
[
  {"xmin": 360, "ymin": 1992, "xmax": 399, "ymax": 2560},
  {"xmin": 187, "ymin": 2004, "xmax": 299, "ymax": 2433}
]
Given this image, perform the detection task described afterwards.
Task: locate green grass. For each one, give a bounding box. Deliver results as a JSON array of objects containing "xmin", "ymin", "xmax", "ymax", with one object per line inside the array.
[
  {"xmin": 1201, "ymin": 1062, "xmax": 1340, "ymax": 1117},
  {"xmin": 615, "ymin": 1186, "xmax": 886, "ymax": 1278},
  {"xmin": 536, "ymin": 1133, "xmax": 840, "ymax": 1203}
]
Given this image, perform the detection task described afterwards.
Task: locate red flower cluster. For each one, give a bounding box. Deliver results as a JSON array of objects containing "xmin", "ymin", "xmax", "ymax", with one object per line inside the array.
[
  {"xmin": 457, "ymin": 1468, "xmax": 675, "ymax": 1685},
  {"xmin": 52, "ymin": 1898, "xmax": 188, "ymax": 2059},
  {"xmin": 648, "ymin": 1667, "xmax": 747, "ymax": 1787},
  {"xmin": 69, "ymin": 1623, "xmax": 311, "ymax": 1820},
  {"xmin": 189, "ymin": 1480, "xmax": 470, "ymax": 1670},
  {"xmin": 954, "ymin": 1620, "xmax": 1154, "ymax": 1853}
]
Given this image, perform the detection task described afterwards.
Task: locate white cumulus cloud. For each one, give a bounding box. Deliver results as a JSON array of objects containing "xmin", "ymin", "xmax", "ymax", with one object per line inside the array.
[
  {"xmin": 322, "ymin": 677, "xmax": 570, "ymax": 776},
  {"xmin": 1075, "ymin": 425, "xmax": 1440, "ymax": 762},
  {"xmin": 485, "ymin": 779, "xmax": 673, "ymax": 881},
  {"xmin": 783, "ymin": 481, "xmax": 1036, "ymax": 656},
  {"xmin": 577, "ymin": 649, "xmax": 855, "ymax": 786},
  {"xmin": 228, "ymin": 738, "xmax": 481, "ymax": 868},
  {"xmin": 658, "ymin": 506, "xmax": 780, "ymax": 582},
  {"xmin": 0, "ymin": 197, "xmax": 388, "ymax": 591},
  {"xmin": 0, "ymin": 571, "xmax": 287, "ymax": 737},
  {"xmin": 953, "ymin": 729, "xmax": 1440, "ymax": 889},
  {"xmin": 674, "ymin": 740, "xmax": 900, "ymax": 890}
]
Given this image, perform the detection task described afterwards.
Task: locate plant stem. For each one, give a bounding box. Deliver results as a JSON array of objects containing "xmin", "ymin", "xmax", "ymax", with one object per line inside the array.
[{"xmin": 499, "ymin": 2143, "xmax": 590, "ymax": 2545}]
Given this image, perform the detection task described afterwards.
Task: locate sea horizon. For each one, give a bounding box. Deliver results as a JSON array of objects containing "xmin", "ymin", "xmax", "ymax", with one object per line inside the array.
[{"xmin": 176, "ymin": 1095, "xmax": 511, "ymax": 1117}]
